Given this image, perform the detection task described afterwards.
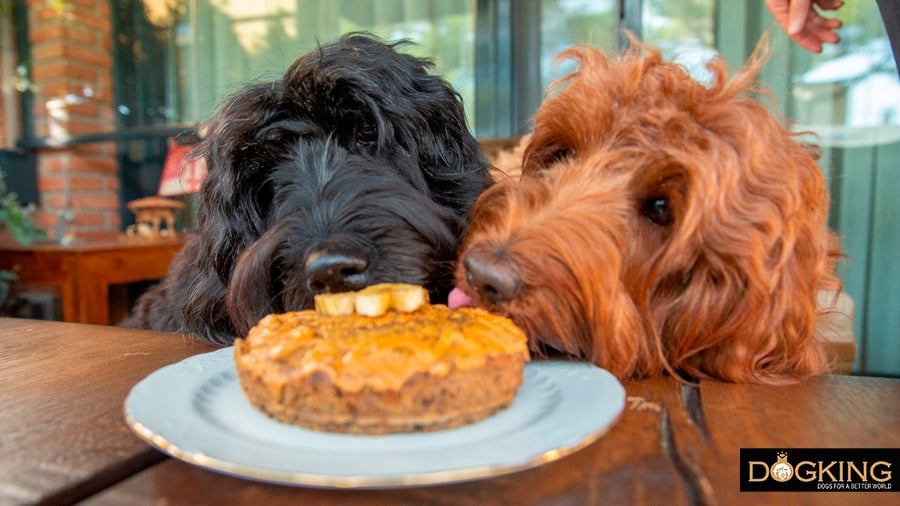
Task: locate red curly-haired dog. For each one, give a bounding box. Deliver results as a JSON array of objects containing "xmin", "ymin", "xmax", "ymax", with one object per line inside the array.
[{"xmin": 450, "ymin": 38, "xmax": 844, "ymax": 384}]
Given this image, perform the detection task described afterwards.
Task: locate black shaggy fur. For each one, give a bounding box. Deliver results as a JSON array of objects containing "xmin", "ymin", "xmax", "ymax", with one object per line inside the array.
[{"xmin": 123, "ymin": 33, "xmax": 492, "ymax": 344}]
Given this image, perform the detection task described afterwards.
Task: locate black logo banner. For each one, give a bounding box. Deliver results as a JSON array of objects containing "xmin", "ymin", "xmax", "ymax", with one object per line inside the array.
[{"xmin": 740, "ymin": 448, "xmax": 898, "ymax": 492}]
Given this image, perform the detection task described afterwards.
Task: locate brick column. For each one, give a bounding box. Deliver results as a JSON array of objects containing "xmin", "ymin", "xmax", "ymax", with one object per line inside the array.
[
  {"xmin": 1, "ymin": 5, "xmax": 17, "ymax": 149},
  {"xmin": 28, "ymin": 0, "xmax": 119, "ymax": 241}
]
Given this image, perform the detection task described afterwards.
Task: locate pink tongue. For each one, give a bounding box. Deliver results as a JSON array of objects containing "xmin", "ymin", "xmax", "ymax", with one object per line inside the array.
[{"xmin": 447, "ymin": 287, "xmax": 475, "ymax": 309}]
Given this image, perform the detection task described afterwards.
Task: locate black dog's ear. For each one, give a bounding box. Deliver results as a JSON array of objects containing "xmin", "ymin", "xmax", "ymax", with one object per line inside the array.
[
  {"xmin": 191, "ymin": 81, "xmax": 299, "ymax": 281},
  {"xmin": 166, "ymin": 83, "xmax": 317, "ymax": 342},
  {"xmin": 197, "ymin": 81, "xmax": 322, "ymax": 184},
  {"xmin": 225, "ymin": 225, "xmax": 288, "ymax": 336}
]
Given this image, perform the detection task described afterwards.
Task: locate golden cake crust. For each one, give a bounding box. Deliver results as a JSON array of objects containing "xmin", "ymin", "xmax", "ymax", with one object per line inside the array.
[{"xmin": 234, "ymin": 303, "xmax": 530, "ymax": 434}]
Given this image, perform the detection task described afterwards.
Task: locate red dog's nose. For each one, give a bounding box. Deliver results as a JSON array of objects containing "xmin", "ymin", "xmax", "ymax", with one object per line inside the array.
[{"xmin": 462, "ymin": 249, "xmax": 522, "ymax": 305}]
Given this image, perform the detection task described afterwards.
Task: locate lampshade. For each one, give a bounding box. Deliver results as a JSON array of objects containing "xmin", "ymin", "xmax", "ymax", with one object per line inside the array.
[{"xmin": 157, "ymin": 137, "xmax": 207, "ymax": 196}]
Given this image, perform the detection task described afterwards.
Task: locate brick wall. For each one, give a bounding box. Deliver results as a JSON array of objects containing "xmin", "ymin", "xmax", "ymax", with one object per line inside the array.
[
  {"xmin": 28, "ymin": 0, "xmax": 119, "ymax": 241},
  {"xmin": 0, "ymin": 7, "xmax": 15, "ymax": 149}
]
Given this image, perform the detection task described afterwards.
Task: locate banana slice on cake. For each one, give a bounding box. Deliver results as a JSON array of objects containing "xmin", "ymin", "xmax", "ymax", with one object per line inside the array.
[
  {"xmin": 315, "ymin": 283, "xmax": 429, "ymax": 317},
  {"xmin": 314, "ymin": 291, "xmax": 357, "ymax": 316}
]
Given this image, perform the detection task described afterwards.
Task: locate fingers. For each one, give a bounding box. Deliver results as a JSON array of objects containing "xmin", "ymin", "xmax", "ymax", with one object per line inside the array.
[
  {"xmin": 813, "ymin": 0, "xmax": 844, "ymax": 12},
  {"xmin": 802, "ymin": 8, "xmax": 842, "ymax": 52},
  {"xmin": 765, "ymin": 0, "xmax": 792, "ymax": 29},
  {"xmin": 794, "ymin": 32, "xmax": 825, "ymax": 53},
  {"xmin": 765, "ymin": 0, "xmax": 844, "ymax": 53},
  {"xmin": 788, "ymin": 0, "xmax": 814, "ymax": 34},
  {"xmin": 809, "ymin": 15, "xmax": 842, "ymax": 44}
]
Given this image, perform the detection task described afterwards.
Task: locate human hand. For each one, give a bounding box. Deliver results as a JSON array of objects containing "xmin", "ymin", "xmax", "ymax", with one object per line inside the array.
[{"xmin": 764, "ymin": 0, "xmax": 844, "ymax": 53}]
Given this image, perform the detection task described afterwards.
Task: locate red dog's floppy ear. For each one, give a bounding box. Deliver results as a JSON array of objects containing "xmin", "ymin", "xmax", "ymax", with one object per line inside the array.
[{"xmin": 656, "ymin": 112, "xmax": 840, "ymax": 384}]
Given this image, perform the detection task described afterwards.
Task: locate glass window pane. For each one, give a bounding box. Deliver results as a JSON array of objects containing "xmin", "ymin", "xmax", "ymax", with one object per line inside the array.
[
  {"xmin": 538, "ymin": 0, "xmax": 716, "ymax": 87},
  {"xmin": 786, "ymin": 3, "xmax": 899, "ymax": 376},
  {"xmin": 127, "ymin": 1, "xmax": 475, "ymax": 129},
  {"xmin": 789, "ymin": 3, "xmax": 899, "ymax": 137},
  {"xmin": 540, "ymin": 0, "xmax": 618, "ymax": 90},
  {"xmin": 642, "ymin": 0, "xmax": 716, "ymax": 83}
]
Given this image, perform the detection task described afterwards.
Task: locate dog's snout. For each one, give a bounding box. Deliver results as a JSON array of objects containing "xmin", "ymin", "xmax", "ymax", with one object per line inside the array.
[
  {"xmin": 462, "ymin": 250, "xmax": 521, "ymax": 305},
  {"xmin": 305, "ymin": 250, "xmax": 370, "ymax": 294}
]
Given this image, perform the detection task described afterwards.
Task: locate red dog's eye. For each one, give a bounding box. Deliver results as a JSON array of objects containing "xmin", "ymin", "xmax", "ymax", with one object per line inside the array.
[
  {"xmin": 550, "ymin": 147, "xmax": 573, "ymax": 163},
  {"xmin": 530, "ymin": 143, "xmax": 573, "ymax": 167},
  {"xmin": 641, "ymin": 196, "xmax": 672, "ymax": 226}
]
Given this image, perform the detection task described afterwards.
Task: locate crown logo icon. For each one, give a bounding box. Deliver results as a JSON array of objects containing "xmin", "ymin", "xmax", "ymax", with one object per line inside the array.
[{"xmin": 771, "ymin": 451, "xmax": 793, "ymax": 482}]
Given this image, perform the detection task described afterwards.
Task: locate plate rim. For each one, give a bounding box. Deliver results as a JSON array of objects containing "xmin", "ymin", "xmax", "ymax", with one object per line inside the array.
[{"xmin": 124, "ymin": 348, "xmax": 625, "ymax": 489}]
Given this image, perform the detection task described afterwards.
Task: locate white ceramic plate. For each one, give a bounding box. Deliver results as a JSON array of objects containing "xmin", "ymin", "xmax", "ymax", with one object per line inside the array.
[{"xmin": 125, "ymin": 347, "xmax": 625, "ymax": 489}]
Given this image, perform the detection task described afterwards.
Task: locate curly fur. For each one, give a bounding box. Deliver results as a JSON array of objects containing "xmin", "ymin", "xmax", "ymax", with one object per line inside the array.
[
  {"xmin": 125, "ymin": 33, "xmax": 491, "ymax": 344},
  {"xmin": 452, "ymin": 35, "xmax": 843, "ymax": 383}
]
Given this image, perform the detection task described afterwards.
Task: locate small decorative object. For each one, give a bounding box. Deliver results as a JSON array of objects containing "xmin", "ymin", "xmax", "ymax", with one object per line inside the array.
[{"xmin": 126, "ymin": 196, "xmax": 184, "ymax": 238}]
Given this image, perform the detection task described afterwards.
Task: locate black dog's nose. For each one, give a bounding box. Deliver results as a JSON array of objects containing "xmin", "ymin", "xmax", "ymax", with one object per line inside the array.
[
  {"xmin": 305, "ymin": 250, "xmax": 370, "ymax": 294},
  {"xmin": 462, "ymin": 249, "xmax": 521, "ymax": 305}
]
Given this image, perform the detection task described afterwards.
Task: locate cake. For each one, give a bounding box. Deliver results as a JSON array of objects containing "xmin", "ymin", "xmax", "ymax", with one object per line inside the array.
[{"xmin": 233, "ymin": 283, "xmax": 530, "ymax": 434}]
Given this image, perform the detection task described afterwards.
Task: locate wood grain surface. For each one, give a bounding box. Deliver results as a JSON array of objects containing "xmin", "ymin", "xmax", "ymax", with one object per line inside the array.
[
  {"xmin": 1, "ymin": 317, "xmax": 897, "ymax": 506},
  {"xmin": 0, "ymin": 318, "xmax": 213, "ymax": 505}
]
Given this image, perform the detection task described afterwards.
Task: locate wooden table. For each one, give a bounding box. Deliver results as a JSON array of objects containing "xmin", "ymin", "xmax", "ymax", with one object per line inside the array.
[
  {"xmin": 0, "ymin": 236, "xmax": 185, "ymax": 325},
  {"xmin": 0, "ymin": 317, "xmax": 897, "ymax": 506}
]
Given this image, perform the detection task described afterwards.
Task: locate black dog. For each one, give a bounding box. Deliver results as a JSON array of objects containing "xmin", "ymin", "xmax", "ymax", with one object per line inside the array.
[{"xmin": 124, "ymin": 33, "xmax": 492, "ymax": 344}]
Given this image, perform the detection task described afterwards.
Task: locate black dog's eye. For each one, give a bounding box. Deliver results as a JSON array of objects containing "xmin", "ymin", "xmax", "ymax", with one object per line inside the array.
[
  {"xmin": 641, "ymin": 196, "xmax": 673, "ymax": 226},
  {"xmin": 356, "ymin": 121, "xmax": 377, "ymax": 147}
]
